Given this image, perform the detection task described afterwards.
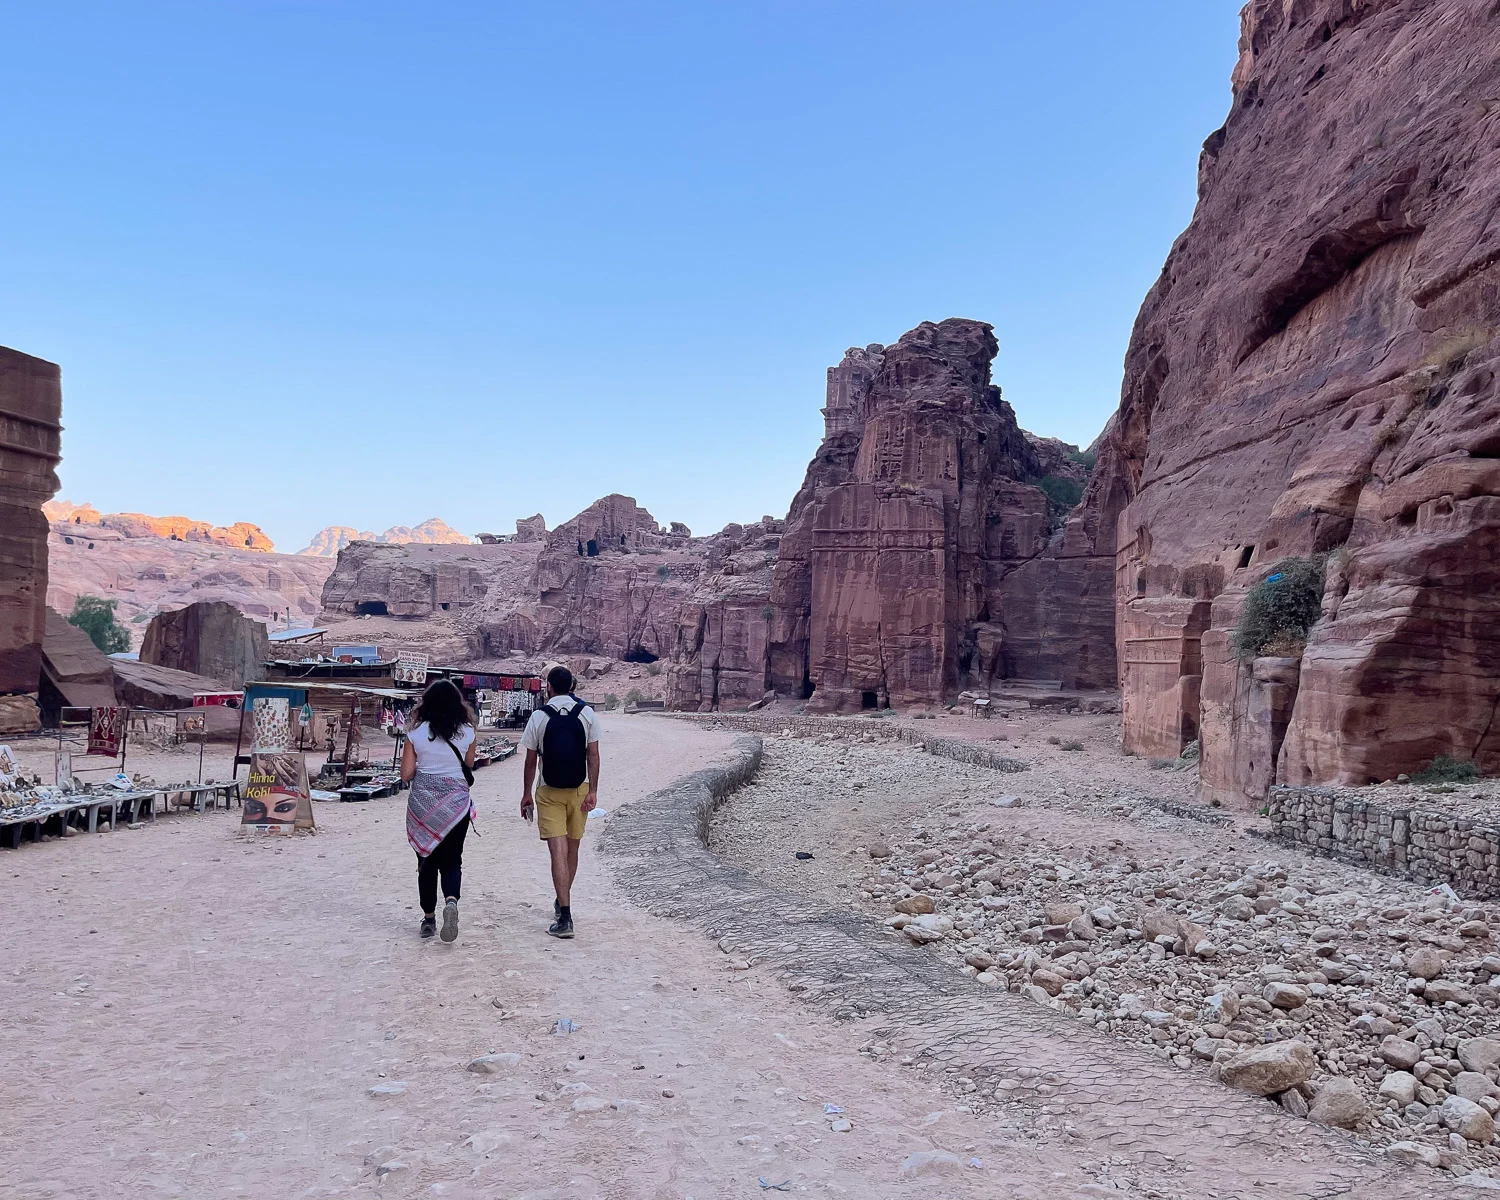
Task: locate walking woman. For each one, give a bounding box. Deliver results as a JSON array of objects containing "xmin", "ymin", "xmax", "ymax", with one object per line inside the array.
[{"xmin": 400, "ymin": 679, "xmax": 477, "ymax": 942}]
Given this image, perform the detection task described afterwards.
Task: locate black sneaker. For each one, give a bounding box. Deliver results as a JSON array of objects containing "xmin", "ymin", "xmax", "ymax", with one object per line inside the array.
[
  {"xmin": 554, "ymin": 897, "xmax": 562, "ymax": 920},
  {"xmin": 420, "ymin": 915, "xmax": 437, "ymax": 939},
  {"xmin": 547, "ymin": 914, "xmax": 574, "ymax": 939},
  {"xmin": 441, "ymin": 899, "xmax": 459, "ymax": 943}
]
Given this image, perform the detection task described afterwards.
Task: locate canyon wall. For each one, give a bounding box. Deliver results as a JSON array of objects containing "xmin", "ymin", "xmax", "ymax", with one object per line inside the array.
[
  {"xmin": 0, "ymin": 348, "xmax": 63, "ymax": 731},
  {"xmin": 140, "ymin": 600, "xmax": 269, "ymax": 687},
  {"xmin": 1091, "ymin": 0, "xmax": 1500, "ymax": 804}
]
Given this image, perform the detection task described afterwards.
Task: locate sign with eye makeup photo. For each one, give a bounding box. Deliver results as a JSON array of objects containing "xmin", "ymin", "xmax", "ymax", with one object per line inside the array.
[{"xmin": 242, "ymin": 752, "xmax": 314, "ymax": 832}]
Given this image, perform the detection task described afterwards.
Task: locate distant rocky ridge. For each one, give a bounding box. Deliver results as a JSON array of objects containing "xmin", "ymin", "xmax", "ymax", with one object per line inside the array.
[
  {"xmin": 45, "ymin": 500, "xmax": 274, "ymax": 552},
  {"xmin": 297, "ymin": 518, "xmax": 472, "ymax": 556}
]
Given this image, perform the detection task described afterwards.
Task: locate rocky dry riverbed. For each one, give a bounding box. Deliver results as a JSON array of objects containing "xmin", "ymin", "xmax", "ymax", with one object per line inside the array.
[{"xmin": 709, "ymin": 716, "xmax": 1500, "ymax": 1186}]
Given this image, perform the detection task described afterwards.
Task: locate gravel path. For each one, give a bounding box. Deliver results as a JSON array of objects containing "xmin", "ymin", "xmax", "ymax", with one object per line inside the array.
[{"xmin": 1, "ymin": 716, "xmax": 1114, "ymax": 1200}]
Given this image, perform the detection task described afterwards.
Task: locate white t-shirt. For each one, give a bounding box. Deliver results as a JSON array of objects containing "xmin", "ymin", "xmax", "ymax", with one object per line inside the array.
[
  {"xmin": 521, "ymin": 696, "xmax": 601, "ymax": 754},
  {"xmin": 408, "ymin": 722, "xmax": 476, "ymax": 781}
]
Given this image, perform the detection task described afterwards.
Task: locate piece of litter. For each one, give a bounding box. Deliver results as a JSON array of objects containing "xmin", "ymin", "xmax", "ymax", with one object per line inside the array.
[
  {"xmin": 552, "ymin": 1018, "xmax": 581, "ymax": 1036},
  {"xmin": 968, "ymin": 1157, "xmax": 984, "ymax": 1168},
  {"xmin": 758, "ymin": 1180, "xmax": 792, "ymax": 1193},
  {"xmin": 794, "ymin": 851, "xmax": 814, "ymax": 860},
  {"xmin": 587, "ymin": 808, "xmax": 608, "ymax": 819},
  {"xmin": 823, "ymin": 1103, "xmax": 844, "ymax": 1114}
]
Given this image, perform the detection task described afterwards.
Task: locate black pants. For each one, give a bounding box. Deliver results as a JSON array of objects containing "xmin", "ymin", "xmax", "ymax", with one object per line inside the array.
[{"xmin": 417, "ymin": 816, "xmax": 468, "ymax": 913}]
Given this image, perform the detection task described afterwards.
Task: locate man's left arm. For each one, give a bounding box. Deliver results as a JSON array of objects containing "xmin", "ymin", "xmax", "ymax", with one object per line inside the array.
[{"xmin": 582, "ymin": 738, "xmax": 601, "ymax": 812}]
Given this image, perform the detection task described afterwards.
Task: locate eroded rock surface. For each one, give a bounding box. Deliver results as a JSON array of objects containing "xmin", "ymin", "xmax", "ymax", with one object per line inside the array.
[
  {"xmin": 140, "ymin": 600, "xmax": 270, "ymax": 687},
  {"xmin": 765, "ymin": 320, "xmax": 1114, "ymax": 712},
  {"xmin": 1086, "ymin": 0, "xmax": 1500, "ymax": 801},
  {"xmin": 0, "ymin": 347, "xmax": 62, "ymax": 728}
]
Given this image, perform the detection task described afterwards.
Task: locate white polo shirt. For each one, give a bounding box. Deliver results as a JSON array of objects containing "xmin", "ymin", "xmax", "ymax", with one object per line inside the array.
[{"xmin": 520, "ymin": 695, "xmax": 601, "ymax": 753}]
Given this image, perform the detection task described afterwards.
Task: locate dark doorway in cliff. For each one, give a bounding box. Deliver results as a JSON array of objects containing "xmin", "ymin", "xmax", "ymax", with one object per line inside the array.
[
  {"xmin": 623, "ymin": 647, "xmax": 658, "ymax": 664},
  {"xmin": 1237, "ymin": 545, "xmax": 1255, "ymax": 570},
  {"xmin": 586, "ymin": 539, "xmax": 599, "ymax": 557},
  {"xmin": 439, "ymin": 603, "xmax": 450, "ymax": 611},
  {"xmin": 356, "ymin": 601, "xmax": 388, "ymax": 616},
  {"xmin": 861, "ymin": 690, "xmax": 879, "ymax": 710}
]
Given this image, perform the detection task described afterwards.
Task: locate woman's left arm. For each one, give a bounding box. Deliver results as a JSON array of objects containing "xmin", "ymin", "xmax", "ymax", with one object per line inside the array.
[
  {"xmin": 465, "ymin": 734, "xmax": 477, "ymax": 767},
  {"xmin": 400, "ymin": 738, "xmax": 417, "ymax": 782}
]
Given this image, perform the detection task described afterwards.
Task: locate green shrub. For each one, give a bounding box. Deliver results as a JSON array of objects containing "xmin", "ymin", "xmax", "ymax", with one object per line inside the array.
[
  {"xmin": 68, "ymin": 595, "xmax": 130, "ymax": 654},
  {"xmin": 1059, "ymin": 740, "xmax": 1084, "ymax": 752},
  {"xmin": 761, "ymin": 605, "xmax": 775, "ymax": 621},
  {"xmin": 1068, "ymin": 448, "xmax": 1098, "ymax": 471},
  {"xmin": 1148, "ymin": 758, "xmax": 1177, "ymax": 770},
  {"xmin": 1045, "ymin": 735, "xmax": 1060, "ymax": 745},
  {"xmin": 1232, "ymin": 556, "xmax": 1326, "ymax": 659},
  {"xmin": 656, "ymin": 564, "xmax": 670, "ymax": 581},
  {"xmin": 645, "ymin": 662, "xmax": 661, "ymax": 676},
  {"xmin": 601, "ymin": 693, "xmax": 619, "ymax": 711},
  {"xmin": 1412, "ymin": 755, "xmax": 1480, "ymax": 784},
  {"xmin": 625, "ymin": 688, "xmax": 643, "ymax": 705},
  {"xmin": 1038, "ymin": 474, "xmax": 1086, "ymax": 525}
]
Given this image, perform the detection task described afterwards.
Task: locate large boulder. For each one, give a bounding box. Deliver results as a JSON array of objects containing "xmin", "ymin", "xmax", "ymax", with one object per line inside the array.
[
  {"xmin": 1219, "ymin": 1040, "xmax": 1316, "ymax": 1097},
  {"xmin": 140, "ymin": 601, "xmax": 268, "ymax": 687}
]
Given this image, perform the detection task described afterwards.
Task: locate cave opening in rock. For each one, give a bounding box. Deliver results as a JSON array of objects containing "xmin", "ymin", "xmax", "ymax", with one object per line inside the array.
[
  {"xmin": 861, "ymin": 690, "xmax": 879, "ymax": 710},
  {"xmin": 586, "ymin": 539, "xmax": 599, "ymax": 556},
  {"xmin": 356, "ymin": 601, "xmax": 388, "ymax": 616},
  {"xmin": 623, "ymin": 647, "xmax": 658, "ymax": 664},
  {"xmin": 1238, "ymin": 545, "xmax": 1255, "ymax": 569}
]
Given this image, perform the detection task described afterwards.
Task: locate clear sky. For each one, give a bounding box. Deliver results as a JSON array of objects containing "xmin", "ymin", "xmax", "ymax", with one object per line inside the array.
[{"xmin": 1, "ymin": 1, "xmax": 1243, "ymax": 552}]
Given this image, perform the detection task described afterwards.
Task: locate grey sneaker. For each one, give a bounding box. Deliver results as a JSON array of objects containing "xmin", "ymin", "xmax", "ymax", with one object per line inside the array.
[
  {"xmin": 441, "ymin": 899, "xmax": 459, "ymax": 943},
  {"xmin": 420, "ymin": 914, "xmax": 437, "ymax": 939},
  {"xmin": 547, "ymin": 914, "xmax": 574, "ymax": 939}
]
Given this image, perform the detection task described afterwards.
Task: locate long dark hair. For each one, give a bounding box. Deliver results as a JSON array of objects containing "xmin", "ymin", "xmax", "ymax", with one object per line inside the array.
[{"xmin": 414, "ymin": 679, "xmax": 473, "ymax": 741}]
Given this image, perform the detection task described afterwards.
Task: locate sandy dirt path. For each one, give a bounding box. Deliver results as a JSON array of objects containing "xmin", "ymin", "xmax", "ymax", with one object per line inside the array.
[{"xmin": 1, "ymin": 716, "xmax": 1112, "ymax": 1200}]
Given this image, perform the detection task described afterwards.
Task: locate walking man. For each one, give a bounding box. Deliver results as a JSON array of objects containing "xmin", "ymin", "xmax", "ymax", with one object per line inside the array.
[{"xmin": 520, "ymin": 664, "xmax": 600, "ymax": 938}]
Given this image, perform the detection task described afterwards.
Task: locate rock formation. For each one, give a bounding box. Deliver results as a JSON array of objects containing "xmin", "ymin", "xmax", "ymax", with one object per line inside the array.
[
  {"xmin": 296, "ymin": 518, "xmax": 471, "ymax": 557},
  {"xmin": 140, "ymin": 600, "xmax": 270, "ymax": 687},
  {"xmin": 320, "ymin": 538, "xmax": 542, "ymax": 624},
  {"xmin": 46, "ymin": 526, "xmax": 335, "ymax": 635},
  {"xmin": 0, "ymin": 347, "xmax": 62, "ymax": 732},
  {"xmin": 477, "ymin": 496, "xmax": 707, "ymax": 662},
  {"xmin": 1088, "ymin": 0, "xmax": 1500, "ymax": 803},
  {"xmin": 45, "ymin": 500, "xmax": 274, "ymax": 551},
  {"xmin": 39, "ymin": 607, "xmax": 117, "ymax": 721},
  {"xmin": 761, "ymin": 319, "xmax": 1114, "ymax": 712}
]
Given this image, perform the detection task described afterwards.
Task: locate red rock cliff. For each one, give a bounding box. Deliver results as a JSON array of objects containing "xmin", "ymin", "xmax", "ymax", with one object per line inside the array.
[
  {"xmin": 1093, "ymin": 0, "xmax": 1500, "ymax": 802},
  {"xmin": 767, "ymin": 318, "xmax": 1115, "ymax": 712},
  {"xmin": 0, "ymin": 348, "xmax": 62, "ymax": 726}
]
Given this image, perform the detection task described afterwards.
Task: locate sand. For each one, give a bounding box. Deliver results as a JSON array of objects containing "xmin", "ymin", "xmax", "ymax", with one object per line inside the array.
[{"xmin": 0, "ymin": 715, "xmax": 1105, "ymax": 1200}]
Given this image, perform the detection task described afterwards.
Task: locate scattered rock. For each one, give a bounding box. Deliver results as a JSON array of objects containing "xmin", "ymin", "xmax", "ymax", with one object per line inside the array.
[
  {"xmin": 466, "ymin": 1053, "xmax": 522, "ymax": 1074},
  {"xmin": 1440, "ymin": 1095, "xmax": 1497, "ymax": 1143},
  {"xmin": 1263, "ymin": 982, "xmax": 1309, "ymax": 1010},
  {"xmin": 1459, "ymin": 1037, "xmax": 1500, "ymax": 1075},
  {"xmin": 899, "ymin": 1149, "xmax": 964, "ymax": 1178},
  {"xmin": 1379, "ymin": 1037, "xmax": 1423, "ymax": 1072},
  {"xmin": 1406, "ymin": 947, "xmax": 1446, "ymax": 981},
  {"xmin": 894, "ymin": 895, "xmax": 936, "ymax": 916},
  {"xmin": 1309, "ymin": 1077, "xmax": 1369, "ymax": 1130},
  {"xmin": 1219, "ymin": 1041, "xmax": 1316, "ymax": 1097},
  {"xmin": 1378, "ymin": 1072, "xmax": 1419, "ymax": 1106}
]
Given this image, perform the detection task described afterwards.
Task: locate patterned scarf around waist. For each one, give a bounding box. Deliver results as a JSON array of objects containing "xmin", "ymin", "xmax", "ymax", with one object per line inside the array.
[{"xmin": 406, "ymin": 771, "xmax": 474, "ymax": 856}]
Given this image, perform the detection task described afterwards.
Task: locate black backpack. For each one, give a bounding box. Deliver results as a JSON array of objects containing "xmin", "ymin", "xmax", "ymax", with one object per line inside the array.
[{"xmin": 538, "ymin": 696, "xmax": 590, "ymax": 788}]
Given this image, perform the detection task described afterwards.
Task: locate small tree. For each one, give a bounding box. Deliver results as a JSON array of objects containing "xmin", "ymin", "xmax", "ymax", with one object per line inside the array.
[{"xmin": 68, "ymin": 595, "xmax": 131, "ymax": 654}]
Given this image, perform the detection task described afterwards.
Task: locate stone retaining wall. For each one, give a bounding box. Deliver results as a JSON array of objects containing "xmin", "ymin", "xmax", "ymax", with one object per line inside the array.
[
  {"xmin": 666, "ymin": 712, "xmax": 1027, "ymax": 773},
  {"xmin": 1267, "ymin": 786, "xmax": 1500, "ymax": 899}
]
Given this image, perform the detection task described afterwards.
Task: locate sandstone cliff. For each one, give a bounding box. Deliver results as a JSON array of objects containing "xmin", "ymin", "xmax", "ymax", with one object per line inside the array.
[
  {"xmin": 296, "ymin": 518, "xmax": 472, "ymax": 557},
  {"xmin": 0, "ymin": 347, "xmax": 62, "ymax": 731},
  {"xmin": 320, "ymin": 538, "xmax": 542, "ymax": 626},
  {"xmin": 476, "ymin": 495, "xmax": 709, "ymax": 663},
  {"xmin": 762, "ymin": 319, "xmax": 1114, "ymax": 712},
  {"xmin": 1090, "ymin": 0, "xmax": 1500, "ymax": 802},
  {"xmin": 46, "ymin": 500, "xmax": 274, "ymax": 551}
]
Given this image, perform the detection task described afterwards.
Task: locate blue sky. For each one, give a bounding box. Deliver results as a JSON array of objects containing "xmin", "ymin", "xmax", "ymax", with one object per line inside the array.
[{"xmin": 1, "ymin": 2, "xmax": 1242, "ymax": 552}]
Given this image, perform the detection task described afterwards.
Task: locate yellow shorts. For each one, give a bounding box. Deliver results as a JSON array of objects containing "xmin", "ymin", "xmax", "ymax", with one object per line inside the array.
[{"xmin": 536, "ymin": 782, "xmax": 589, "ymax": 841}]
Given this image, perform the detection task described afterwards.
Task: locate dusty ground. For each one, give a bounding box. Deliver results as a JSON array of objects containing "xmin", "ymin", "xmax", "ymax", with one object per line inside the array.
[{"xmin": 2, "ymin": 716, "xmax": 1121, "ymax": 1200}]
